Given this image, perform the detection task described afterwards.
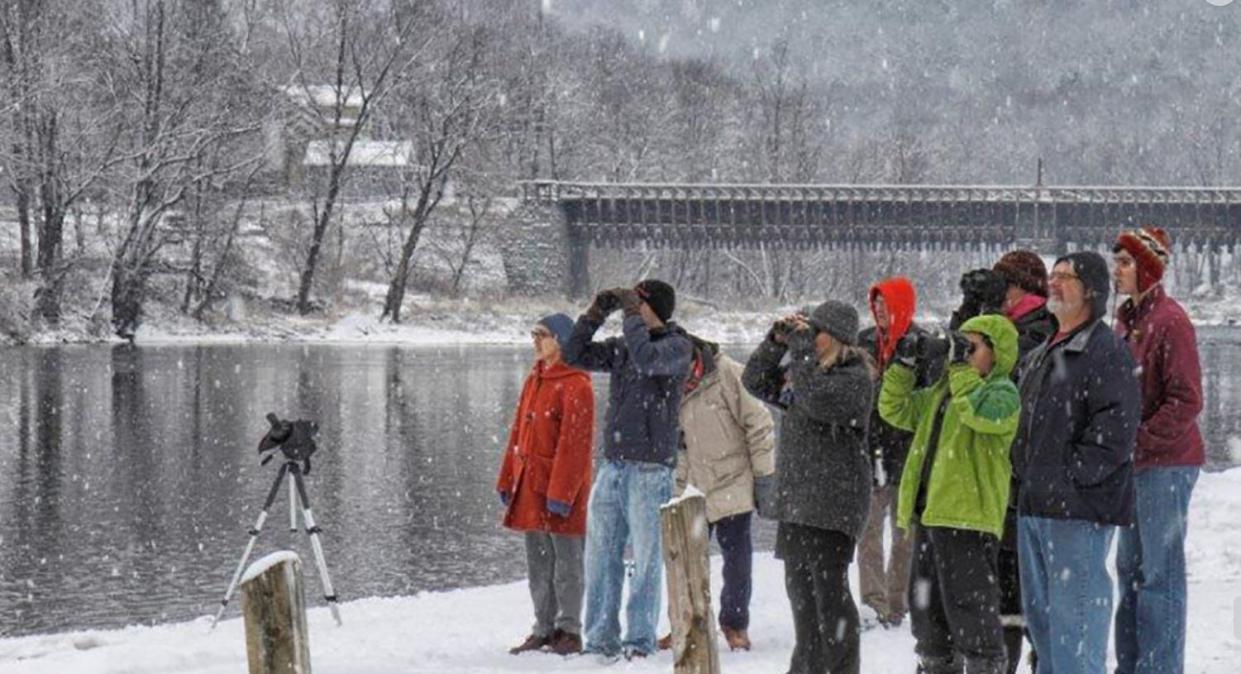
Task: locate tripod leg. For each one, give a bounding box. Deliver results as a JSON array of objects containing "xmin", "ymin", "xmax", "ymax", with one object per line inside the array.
[
  {"xmin": 210, "ymin": 463, "xmax": 289, "ymax": 629},
  {"xmin": 291, "ymin": 465, "xmax": 342, "ymax": 626},
  {"xmin": 289, "ymin": 473, "xmax": 298, "ymax": 532}
]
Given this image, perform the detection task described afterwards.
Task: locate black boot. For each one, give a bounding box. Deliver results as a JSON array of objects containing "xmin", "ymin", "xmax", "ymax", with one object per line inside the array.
[
  {"xmin": 964, "ymin": 656, "xmax": 1007, "ymax": 674},
  {"xmin": 1002, "ymin": 627, "xmax": 1024, "ymax": 674},
  {"xmin": 917, "ymin": 654, "xmax": 963, "ymax": 674}
]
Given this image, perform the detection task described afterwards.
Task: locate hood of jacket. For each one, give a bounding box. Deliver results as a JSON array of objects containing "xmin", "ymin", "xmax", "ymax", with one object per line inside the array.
[
  {"xmin": 869, "ymin": 277, "xmax": 917, "ymax": 366},
  {"xmin": 959, "ymin": 314, "xmax": 1020, "ymax": 381}
]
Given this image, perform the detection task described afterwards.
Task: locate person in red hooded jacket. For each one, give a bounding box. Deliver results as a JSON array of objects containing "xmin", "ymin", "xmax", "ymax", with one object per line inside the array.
[
  {"xmin": 1112, "ymin": 227, "xmax": 1203, "ymax": 674},
  {"xmin": 856, "ymin": 277, "xmax": 938, "ymax": 628},
  {"xmin": 496, "ymin": 313, "xmax": 595, "ymax": 656}
]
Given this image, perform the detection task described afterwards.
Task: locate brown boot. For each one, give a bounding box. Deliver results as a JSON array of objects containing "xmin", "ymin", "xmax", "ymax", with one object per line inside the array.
[
  {"xmin": 549, "ymin": 629, "xmax": 582, "ymax": 656},
  {"xmin": 508, "ymin": 633, "xmax": 551, "ymax": 655},
  {"xmin": 657, "ymin": 633, "xmax": 673, "ymax": 651},
  {"xmin": 721, "ymin": 626, "xmax": 751, "ymax": 651}
]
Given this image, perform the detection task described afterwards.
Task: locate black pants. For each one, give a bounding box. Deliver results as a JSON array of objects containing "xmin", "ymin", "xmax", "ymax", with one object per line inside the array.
[
  {"xmin": 910, "ymin": 525, "xmax": 1005, "ymax": 666},
  {"xmin": 776, "ymin": 522, "xmax": 859, "ymax": 674},
  {"xmin": 711, "ymin": 512, "xmax": 752, "ymax": 630}
]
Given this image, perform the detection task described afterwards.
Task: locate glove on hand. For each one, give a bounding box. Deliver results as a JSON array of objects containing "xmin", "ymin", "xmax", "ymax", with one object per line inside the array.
[
  {"xmin": 585, "ymin": 290, "xmax": 622, "ymax": 322},
  {"xmin": 753, "ymin": 474, "xmax": 778, "ymax": 520}
]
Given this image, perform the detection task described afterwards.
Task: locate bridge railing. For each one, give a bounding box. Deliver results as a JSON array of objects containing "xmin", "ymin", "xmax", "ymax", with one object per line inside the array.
[
  {"xmin": 516, "ymin": 180, "xmax": 1241, "ymax": 250},
  {"xmin": 520, "ymin": 180, "xmax": 1241, "ymax": 205}
]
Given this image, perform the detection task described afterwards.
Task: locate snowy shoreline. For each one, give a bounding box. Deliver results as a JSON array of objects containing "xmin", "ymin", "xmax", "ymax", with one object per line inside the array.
[
  {"xmin": 2, "ymin": 468, "xmax": 1240, "ymax": 674},
  {"xmin": 9, "ymin": 295, "xmax": 1241, "ymax": 349}
]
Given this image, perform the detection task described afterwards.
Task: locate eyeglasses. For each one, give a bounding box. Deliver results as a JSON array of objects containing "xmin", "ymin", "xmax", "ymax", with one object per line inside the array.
[
  {"xmin": 1048, "ymin": 271, "xmax": 1080, "ymax": 283},
  {"xmin": 530, "ymin": 330, "xmax": 552, "ymax": 340}
]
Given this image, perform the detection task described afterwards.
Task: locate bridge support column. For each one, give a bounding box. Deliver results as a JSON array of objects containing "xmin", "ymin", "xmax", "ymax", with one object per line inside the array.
[
  {"xmin": 567, "ymin": 228, "xmax": 590, "ymax": 299},
  {"xmin": 501, "ymin": 203, "xmax": 589, "ymax": 299}
]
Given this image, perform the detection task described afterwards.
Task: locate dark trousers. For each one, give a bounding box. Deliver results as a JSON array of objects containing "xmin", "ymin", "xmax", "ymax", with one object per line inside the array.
[
  {"xmin": 910, "ymin": 525, "xmax": 1005, "ymax": 668},
  {"xmin": 777, "ymin": 522, "xmax": 860, "ymax": 674},
  {"xmin": 997, "ymin": 545, "xmax": 1027, "ymax": 674},
  {"xmin": 710, "ymin": 512, "xmax": 753, "ymax": 630}
]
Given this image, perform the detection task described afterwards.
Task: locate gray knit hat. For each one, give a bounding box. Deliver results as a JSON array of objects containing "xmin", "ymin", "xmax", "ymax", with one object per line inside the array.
[{"xmin": 807, "ymin": 300, "xmax": 859, "ymax": 346}]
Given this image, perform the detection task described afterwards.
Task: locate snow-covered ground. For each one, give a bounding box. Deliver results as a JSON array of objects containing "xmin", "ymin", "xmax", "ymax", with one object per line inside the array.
[
  {"xmin": 101, "ymin": 299, "xmax": 1241, "ymax": 349},
  {"xmin": 120, "ymin": 298, "xmax": 807, "ymax": 347},
  {"xmin": 3, "ymin": 468, "xmax": 1240, "ymax": 674}
]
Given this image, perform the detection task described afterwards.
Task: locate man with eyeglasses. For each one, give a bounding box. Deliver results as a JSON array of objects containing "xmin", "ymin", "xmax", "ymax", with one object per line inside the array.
[{"xmin": 1009, "ymin": 251, "xmax": 1141, "ymax": 674}]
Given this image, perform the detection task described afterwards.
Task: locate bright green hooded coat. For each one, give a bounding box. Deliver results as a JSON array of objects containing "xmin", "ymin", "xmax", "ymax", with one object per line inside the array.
[{"xmin": 878, "ymin": 314, "xmax": 1021, "ymax": 537}]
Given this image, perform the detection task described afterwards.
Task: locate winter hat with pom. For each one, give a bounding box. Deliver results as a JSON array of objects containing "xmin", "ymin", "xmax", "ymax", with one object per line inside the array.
[{"xmin": 1113, "ymin": 226, "xmax": 1172, "ymax": 293}]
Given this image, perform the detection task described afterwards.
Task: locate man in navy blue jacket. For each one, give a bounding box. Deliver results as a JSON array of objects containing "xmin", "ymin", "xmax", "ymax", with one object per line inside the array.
[
  {"xmin": 563, "ymin": 279, "xmax": 693, "ymax": 662},
  {"xmin": 1011, "ymin": 251, "xmax": 1140, "ymax": 674}
]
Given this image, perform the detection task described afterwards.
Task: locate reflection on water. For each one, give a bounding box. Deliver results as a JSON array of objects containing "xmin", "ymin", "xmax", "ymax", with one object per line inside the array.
[{"xmin": 0, "ymin": 335, "xmax": 1237, "ymax": 637}]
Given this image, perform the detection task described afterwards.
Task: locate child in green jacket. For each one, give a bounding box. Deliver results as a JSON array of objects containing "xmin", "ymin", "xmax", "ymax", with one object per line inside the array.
[{"xmin": 879, "ymin": 314, "xmax": 1021, "ymax": 674}]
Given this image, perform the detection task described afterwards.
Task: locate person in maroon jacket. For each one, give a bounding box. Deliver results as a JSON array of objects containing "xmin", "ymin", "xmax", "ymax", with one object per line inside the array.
[{"xmin": 1111, "ymin": 227, "xmax": 1204, "ymax": 674}]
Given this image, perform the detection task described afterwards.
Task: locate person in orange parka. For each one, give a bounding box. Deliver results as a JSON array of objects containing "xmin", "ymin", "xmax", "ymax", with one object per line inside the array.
[
  {"xmin": 856, "ymin": 277, "xmax": 940, "ymax": 628},
  {"xmin": 496, "ymin": 313, "xmax": 596, "ymax": 657}
]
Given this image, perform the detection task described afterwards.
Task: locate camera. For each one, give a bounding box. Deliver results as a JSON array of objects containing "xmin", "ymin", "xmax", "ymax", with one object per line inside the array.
[
  {"xmin": 959, "ymin": 269, "xmax": 1007, "ymax": 315},
  {"xmin": 258, "ymin": 412, "xmax": 319, "ymax": 474},
  {"xmin": 896, "ymin": 330, "xmax": 974, "ymax": 365}
]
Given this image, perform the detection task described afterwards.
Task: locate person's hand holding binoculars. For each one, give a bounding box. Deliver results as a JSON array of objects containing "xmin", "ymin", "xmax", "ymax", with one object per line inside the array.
[
  {"xmin": 769, "ymin": 313, "xmax": 811, "ymax": 344},
  {"xmin": 585, "ymin": 288, "xmax": 623, "ymax": 322}
]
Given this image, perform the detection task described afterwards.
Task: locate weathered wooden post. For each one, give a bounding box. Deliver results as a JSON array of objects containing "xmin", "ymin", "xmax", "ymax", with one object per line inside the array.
[
  {"xmin": 660, "ymin": 486, "xmax": 721, "ymax": 674},
  {"xmin": 241, "ymin": 551, "xmax": 312, "ymax": 674}
]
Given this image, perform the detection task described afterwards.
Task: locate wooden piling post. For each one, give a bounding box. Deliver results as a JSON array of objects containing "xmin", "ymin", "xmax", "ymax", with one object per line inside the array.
[
  {"xmin": 660, "ymin": 487, "xmax": 720, "ymax": 674},
  {"xmin": 241, "ymin": 551, "xmax": 312, "ymax": 674}
]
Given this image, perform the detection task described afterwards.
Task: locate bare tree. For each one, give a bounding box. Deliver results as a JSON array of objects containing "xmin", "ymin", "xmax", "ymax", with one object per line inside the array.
[
  {"xmin": 378, "ymin": 17, "xmax": 496, "ymax": 322},
  {"xmin": 100, "ymin": 0, "xmax": 263, "ymax": 339},
  {"xmin": 279, "ymin": 0, "xmax": 421, "ymax": 315},
  {"xmin": 748, "ymin": 38, "xmax": 824, "ymax": 183},
  {"xmin": 0, "ymin": 0, "xmax": 122, "ymax": 325},
  {"xmin": 432, "ymin": 185, "xmax": 496, "ymax": 296},
  {"xmin": 179, "ymin": 157, "xmax": 264, "ymax": 319}
]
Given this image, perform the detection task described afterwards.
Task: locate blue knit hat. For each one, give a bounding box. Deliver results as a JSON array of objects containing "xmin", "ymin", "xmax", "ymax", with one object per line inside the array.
[{"xmin": 537, "ymin": 313, "xmax": 575, "ymax": 351}]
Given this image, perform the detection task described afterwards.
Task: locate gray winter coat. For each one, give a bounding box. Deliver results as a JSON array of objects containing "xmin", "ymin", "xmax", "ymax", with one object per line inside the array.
[
  {"xmin": 564, "ymin": 313, "xmax": 693, "ymax": 465},
  {"xmin": 742, "ymin": 331, "xmax": 875, "ymax": 540}
]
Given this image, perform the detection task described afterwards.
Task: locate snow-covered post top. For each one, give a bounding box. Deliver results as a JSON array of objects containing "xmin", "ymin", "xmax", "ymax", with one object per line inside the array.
[
  {"xmin": 659, "ymin": 485, "xmax": 720, "ymax": 674},
  {"xmin": 241, "ymin": 551, "xmax": 311, "ymax": 674},
  {"xmin": 242, "ymin": 551, "xmax": 303, "ymax": 586}
]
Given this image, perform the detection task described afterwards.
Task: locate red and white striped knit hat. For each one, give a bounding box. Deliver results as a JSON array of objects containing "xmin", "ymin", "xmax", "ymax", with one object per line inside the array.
[{"xmin": 1113, "ymin": 226, "xmax": 1172, "ymax": 293}]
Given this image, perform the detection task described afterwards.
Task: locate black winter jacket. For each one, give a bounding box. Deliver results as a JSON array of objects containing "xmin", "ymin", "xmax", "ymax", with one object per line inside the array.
[
  {"xmin": 1012, "ymin": 320, "xmax": 1140, "ymax": 525},
  {"xmin": 742, "ymin": 332, "xmax": 875, "ymax": 540}
]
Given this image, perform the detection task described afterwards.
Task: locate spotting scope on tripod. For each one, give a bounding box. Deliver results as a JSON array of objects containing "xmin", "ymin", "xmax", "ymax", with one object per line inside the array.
[{"xmin": 211, "ymin": 413, "xmax": 342, "ymax": 629}]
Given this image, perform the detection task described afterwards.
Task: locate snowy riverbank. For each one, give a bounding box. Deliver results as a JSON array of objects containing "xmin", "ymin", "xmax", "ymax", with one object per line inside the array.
[
  {"xmin": 3, "ymin": 468, "xmax": 1240, "ymax": 674},
  {"xmin": 10, "ymin": 288, "xmax": 1241, "ymax": 349}
]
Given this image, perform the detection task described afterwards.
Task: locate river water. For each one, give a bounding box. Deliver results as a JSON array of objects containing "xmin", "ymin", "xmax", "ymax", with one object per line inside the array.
[{"xmin": 0, "ymin": 333, "xmax": 1238, "ymax": 636}]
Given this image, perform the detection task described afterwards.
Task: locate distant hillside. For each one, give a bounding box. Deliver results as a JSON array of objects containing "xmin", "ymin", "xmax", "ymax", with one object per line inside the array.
[{"xmin": 546, "ymin": 0, "xmax": 1241, "ymax": 184}]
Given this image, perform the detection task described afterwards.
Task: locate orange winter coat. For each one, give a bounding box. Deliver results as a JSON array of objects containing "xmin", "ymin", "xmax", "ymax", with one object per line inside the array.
[{"xmin": 495, "ymin": 360, "xmax": 595, "ymax": 536}]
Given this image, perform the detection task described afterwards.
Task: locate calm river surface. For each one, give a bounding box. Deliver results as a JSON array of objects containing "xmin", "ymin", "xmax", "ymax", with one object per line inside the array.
[{"xmin": 1, "ymin": 332, "xmax": 1238, "ymax": 636}]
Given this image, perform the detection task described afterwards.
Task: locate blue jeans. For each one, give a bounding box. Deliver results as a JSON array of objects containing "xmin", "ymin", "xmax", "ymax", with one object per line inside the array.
[
  {"xmin": 1018, "ymin": 516, "xmax": 1116, "ymax": 674},
  {"xmin": 1114, "ymin": 466, "xmax": 1198, "ymax": 674},
  {"xmin": 582, "ymin": 459, "xmax": 673, "ymax": 656}
]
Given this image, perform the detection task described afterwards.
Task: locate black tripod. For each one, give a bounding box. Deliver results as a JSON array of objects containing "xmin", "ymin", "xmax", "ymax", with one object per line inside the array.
[{"xmin": 211, "ymin": 459, "xmax": 341, "ymax": 628}]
